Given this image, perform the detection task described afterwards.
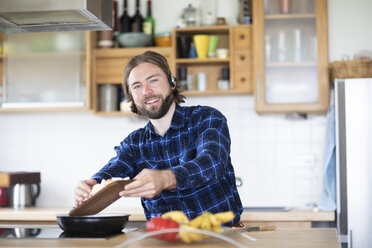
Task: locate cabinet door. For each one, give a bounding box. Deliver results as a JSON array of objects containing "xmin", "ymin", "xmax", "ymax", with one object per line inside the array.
[
  {"xmin": 1, "ymin": 32, "xmax": 90, "ymax": 109},
  {"xmin": 253, "ymin": 0, "xmax": 329, "ymax": 113}
]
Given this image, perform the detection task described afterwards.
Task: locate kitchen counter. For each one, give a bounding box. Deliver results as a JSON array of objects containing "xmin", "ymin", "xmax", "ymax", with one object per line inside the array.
[
  {"xmin": 0, "ymin": 228, "xmax": 341, "ymax": 247},
  {"xmin": 0, "ymin": 207, "xmax": 335, "ymax": 229}
]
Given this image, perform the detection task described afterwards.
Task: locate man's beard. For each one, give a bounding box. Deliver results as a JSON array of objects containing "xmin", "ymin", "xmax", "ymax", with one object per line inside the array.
[{"xmin": 136, "ymin": 91, "xmax": 174, "ymax": 119}]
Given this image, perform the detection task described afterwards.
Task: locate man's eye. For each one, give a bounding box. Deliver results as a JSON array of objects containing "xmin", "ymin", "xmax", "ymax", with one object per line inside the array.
[
  {"xmin": 150, "ymin": 79, "xmax": 157, "ymax": 84},
  {"xmin": 132, "ymin": 85, "xmax": 140, "ymax": 90}
]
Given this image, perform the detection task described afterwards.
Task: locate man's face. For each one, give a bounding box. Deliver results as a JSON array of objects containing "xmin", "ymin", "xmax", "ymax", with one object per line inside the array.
[{"xmin": 128, "ymin": 62, "xmax": 173, "ymax": 119}]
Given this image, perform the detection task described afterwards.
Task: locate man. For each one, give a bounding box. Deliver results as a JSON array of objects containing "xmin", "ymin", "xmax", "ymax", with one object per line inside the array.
[{"xmin": 74, "ymin": 51, "xmax": 243, "ymax": 225}]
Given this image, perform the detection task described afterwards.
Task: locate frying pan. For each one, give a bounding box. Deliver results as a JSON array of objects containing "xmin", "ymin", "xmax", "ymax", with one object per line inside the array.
[
  {"xmin": 57, "ymin": 180, "xmax": 133, "ymax": 235},
  {"xmin": 57, "ymin": 213, "xmax": 129, "ymax": 235}
]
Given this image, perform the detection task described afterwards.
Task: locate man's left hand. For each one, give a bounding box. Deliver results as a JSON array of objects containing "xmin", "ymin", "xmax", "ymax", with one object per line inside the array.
[{"xmin": 119, "ymin": 169, "xmax": 176, "ymax": 198}]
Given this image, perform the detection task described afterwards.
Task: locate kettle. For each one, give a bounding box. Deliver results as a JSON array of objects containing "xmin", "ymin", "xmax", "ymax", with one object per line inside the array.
[
  {"xmin": 9, "ymin": 183, "xmax": 40, "ymax": 209},
  {"xmin": 11, "ymin": 228, "xmax": 41, "ymax": 238}
]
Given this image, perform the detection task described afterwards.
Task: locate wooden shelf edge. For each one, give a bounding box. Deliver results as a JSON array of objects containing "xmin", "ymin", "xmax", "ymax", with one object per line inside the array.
[
  {"xmin": 265, "ymin": 13, "xmax": 316, "ymax": 19},
  {"xmin": 176, "ymin": 58, "xmax": 230, "ymax": 64},
  {"xmin": 94, "ymin": 46, "xmax": 172, "ymax": 58},
  {"xmin": 0, "ymin": 106, "xmax": 90, "ymax": 113},
  {"xmin": 174, "ymin": 25, "xmax": 231, "ymax": 33},
  {"xmin": 255, "ymin": 102, "xmax": 328, "ymax": 114},
  {"xmin": 93, "ymin": 111, "xmax": 134, "ymax": 116},
  {"xmin": 184, "ymin": 89, "xmax": 251, "ymax": 96},
  {"xmin": 96, "ymin": 81, "xmax": 123, "ymax": 85},
  {"xmin": 266, "ymin": 61, "xmax": 317, "ymax": 67}
]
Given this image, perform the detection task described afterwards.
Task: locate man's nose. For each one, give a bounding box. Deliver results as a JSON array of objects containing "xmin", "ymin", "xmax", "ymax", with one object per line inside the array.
[{"xmin": 142, "ymin": 83, "xmax": 152, "ymax": 96}]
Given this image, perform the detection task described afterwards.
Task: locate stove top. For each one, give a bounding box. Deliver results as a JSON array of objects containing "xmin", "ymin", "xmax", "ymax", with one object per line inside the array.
[{"xmin": 0, "ymin": 225, "xmax": 135, "ymax": 240}]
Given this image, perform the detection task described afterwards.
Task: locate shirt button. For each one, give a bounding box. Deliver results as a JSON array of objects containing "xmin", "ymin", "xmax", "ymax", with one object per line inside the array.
[{"xmin": 180, "ymin": 198, "xmax": 184, "ymax": 201}]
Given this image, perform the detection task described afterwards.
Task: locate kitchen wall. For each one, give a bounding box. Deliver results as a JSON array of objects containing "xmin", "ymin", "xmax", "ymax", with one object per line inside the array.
[
  {"xmin": 0, "ymin": 96, "xmax": 327, "ymax": 209},
  {"xmin": 0, "ymin": 0, "xmax": 371, "ymax": 210}
]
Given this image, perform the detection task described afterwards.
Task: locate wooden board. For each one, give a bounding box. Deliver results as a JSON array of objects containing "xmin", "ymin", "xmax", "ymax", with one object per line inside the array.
[
  {"xmin": 0, "ymin": 172, "xmax": 40, "ymax": 187},
  {"xmin": 69, "ymin": 180, "xmax": 133, "ymax": 216}
]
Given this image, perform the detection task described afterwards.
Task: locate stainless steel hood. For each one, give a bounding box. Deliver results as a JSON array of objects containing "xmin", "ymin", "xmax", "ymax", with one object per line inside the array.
[{"xmin": 0, "ymin": 0, "xmax": 112, "ymax": 33}]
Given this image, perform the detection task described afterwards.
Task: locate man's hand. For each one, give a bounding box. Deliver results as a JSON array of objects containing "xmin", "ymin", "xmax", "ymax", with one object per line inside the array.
[
  {"xmin": 74, "ymin": 178, "xmax": 97, "ymax": 206},
  {"xmin": 119, "ymin": 169, "xmax": 176, "ymax": 198}
]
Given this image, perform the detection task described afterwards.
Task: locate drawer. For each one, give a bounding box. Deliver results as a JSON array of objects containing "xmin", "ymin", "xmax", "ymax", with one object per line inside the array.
[
  {"xmin": 233, "ymin": 49, "xmax": 252, "ymax": 69},
  {"xmin": 233, "ymin": 26, "xmax": 252, "ymax": 49},
  {"xmin": 233, "ymin": 70, "xmax": 252, "ymax": 93}
]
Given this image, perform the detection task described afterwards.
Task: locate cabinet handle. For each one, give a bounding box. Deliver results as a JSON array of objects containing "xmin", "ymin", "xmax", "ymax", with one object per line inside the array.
[
  {"xmin": 240, "ymin": 77, "xmax": 246, "ymax": 83},
  {"xmin": 240, "ymin": 55, "xmax": 246, "ymax": 61},
  {"xmin": 239, "ymin": 34, "xmax": 245, "ymax": 40}
]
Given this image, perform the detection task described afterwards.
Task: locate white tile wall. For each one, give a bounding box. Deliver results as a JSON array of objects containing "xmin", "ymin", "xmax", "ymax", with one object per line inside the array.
[{"xmin": 0, "ymin": 96, "xmax": 328, "ymax": 209}]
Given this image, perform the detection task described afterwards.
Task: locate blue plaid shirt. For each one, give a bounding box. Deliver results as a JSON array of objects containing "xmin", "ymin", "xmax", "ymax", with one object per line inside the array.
[{"xmin": 92, "ymin": 104, "xmax": 243, "ymax": 224}]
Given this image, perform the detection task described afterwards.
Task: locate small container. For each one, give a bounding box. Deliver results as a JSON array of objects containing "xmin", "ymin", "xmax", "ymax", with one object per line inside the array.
[
  {"xmin": 99, "ymin": 85, "xmax": 118, "ymax": 112},
  {"xmin": 197, "ymin": 73, "xmax": 207, "ymax": 91},
  {"xmin": 216, "ymin": 17, "xmax": 226, "ymax": 25},
  {"xmin": 279, "ymin": 0, "xmax": 291, "ymax": 14},
  {"xmin": 155, "ymin": 32, "xmax": 172, "ymax": 47},
  {"xmin": 216, "ymin": 48, "xmax": 229, "ymax": 59},
  {"xmin": 98, "ymin": 31, "xmax": 113, "ymax": 48},
  {"xmin": 183, "ymin": 4, "xmax": 197, "ymax": 27}
]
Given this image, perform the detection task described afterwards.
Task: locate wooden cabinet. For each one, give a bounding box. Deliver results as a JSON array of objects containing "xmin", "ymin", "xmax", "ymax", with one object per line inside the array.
[
  {"xmin": 0, "ymin": 32, "xmax": 92, "ymax": 112},
  {"xmin": 92, "ymin": 25, "xmax": 253, "ymax": 116},
  {"xmin": 173, "ymin": 25, "xmax": 253, "ymax": 96},
  {"xmin": 253, "ymin": 0, "xmax": 329, "ymax": 114}
]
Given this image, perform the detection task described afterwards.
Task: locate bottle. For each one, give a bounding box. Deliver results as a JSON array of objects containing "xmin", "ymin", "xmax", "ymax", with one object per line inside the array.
[
  {"xmin": 131, "ymin": 0, "xmax": 144, "ymax": 33},
  {"xmin": 189, "ymin": 42, "xmax": 197, "ymax": 58},
  {"xmin": 120, "ymin": 0, "xmax": 131, "ymax": 33},
  {"xmin": 143, "ymin": 0, "xmax": 155, "ymax": 44},
  {"xmin": 178, "ymin": 66, "xmax": 188, "ymax": 91},
  {"xmin": 187, "ymin": 68, "xmax": 193, "ymax": 90},
  {"xmin": 218, "ymin": 67, "xmax": 230, "ymax": 90}
]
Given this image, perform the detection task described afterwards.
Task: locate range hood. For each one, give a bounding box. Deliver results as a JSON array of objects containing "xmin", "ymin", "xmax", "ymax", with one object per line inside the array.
[{"xmin": 0, "ymin": 0, "xmax": 112, "ymax": 33}]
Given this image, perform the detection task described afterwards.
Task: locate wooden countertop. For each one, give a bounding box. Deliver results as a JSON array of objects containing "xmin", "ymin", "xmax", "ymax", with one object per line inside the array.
[
  {"xmin": 0, "ymin": 228, "xmax": 341, "ymax": 247},
  {"xmin": 0, "ymin": 207, "xmax": 335, "ymax": 223}
]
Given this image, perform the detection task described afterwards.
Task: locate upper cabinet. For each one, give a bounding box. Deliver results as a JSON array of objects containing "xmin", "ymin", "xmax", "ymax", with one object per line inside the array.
[
  {"xmin": 92, "ymin": 25, "xmax": 253, "ymax": 116},
  {"xmin": 253, "ymin": 0, "xmax": 329, "ymax": 114},
  {"xmin": 0, "ymin": 31, "xmax": 92, "ymax": 112},
  {"xmin": 173, "ymin": 25, "xmax": 253, "ymax": 96}
]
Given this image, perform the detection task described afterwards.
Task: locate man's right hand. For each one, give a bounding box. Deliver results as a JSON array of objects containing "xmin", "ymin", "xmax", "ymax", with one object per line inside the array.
[{"xmin": 74, "ymin": 179, "xmax": 97, "ymax": 206}]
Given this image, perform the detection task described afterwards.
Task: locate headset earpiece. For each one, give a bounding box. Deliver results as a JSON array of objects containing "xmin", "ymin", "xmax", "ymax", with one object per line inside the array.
[{"xmin": 170, "ymin": 74, "xmax": 176, "ymax": 87}]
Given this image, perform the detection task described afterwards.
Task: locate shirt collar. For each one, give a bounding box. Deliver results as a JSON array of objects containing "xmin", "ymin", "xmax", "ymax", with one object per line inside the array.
[{"xmin": 144, "ymin": 104, "xmax": 185, "ymax": 138}]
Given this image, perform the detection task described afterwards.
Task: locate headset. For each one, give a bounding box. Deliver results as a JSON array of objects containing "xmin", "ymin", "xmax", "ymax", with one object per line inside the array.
[{"xmin": 169, "ymin": 74, "xmax": 177, "ymax": 87}]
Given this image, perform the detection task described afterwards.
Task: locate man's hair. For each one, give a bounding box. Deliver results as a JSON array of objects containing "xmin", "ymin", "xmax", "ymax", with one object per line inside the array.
[{"xmin": 122, "ymin": 50, "xmax": 186, "ymax": 114}]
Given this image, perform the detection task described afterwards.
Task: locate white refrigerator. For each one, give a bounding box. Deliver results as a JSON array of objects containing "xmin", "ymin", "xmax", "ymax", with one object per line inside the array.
[{"xmin": 335, "ymin": 78, "xmax": 372, "ymax": 248}]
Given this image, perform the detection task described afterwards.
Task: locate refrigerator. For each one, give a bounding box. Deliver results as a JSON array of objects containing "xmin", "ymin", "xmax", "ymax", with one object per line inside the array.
[{"xmin": 335, "ymin": 78, "xmax": 372, "ymax": 248}]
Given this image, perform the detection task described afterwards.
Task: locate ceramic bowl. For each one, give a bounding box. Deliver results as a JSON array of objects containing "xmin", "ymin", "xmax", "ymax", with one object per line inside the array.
[{"xmin": 117, "ymin": 33, "xmax": 151, "ymax": 48}]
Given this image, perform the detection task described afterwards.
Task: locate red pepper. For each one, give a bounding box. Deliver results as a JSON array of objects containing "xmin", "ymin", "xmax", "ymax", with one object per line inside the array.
[{"xmin": 146, "ymin": 217, "xmax": 180, "ymax": 242}]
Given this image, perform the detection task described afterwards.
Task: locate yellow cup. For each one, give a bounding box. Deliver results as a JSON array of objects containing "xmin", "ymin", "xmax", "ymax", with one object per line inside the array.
[{"xmin": 193, "ymin": 35, "xmax": 210, "ymax": 59}]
